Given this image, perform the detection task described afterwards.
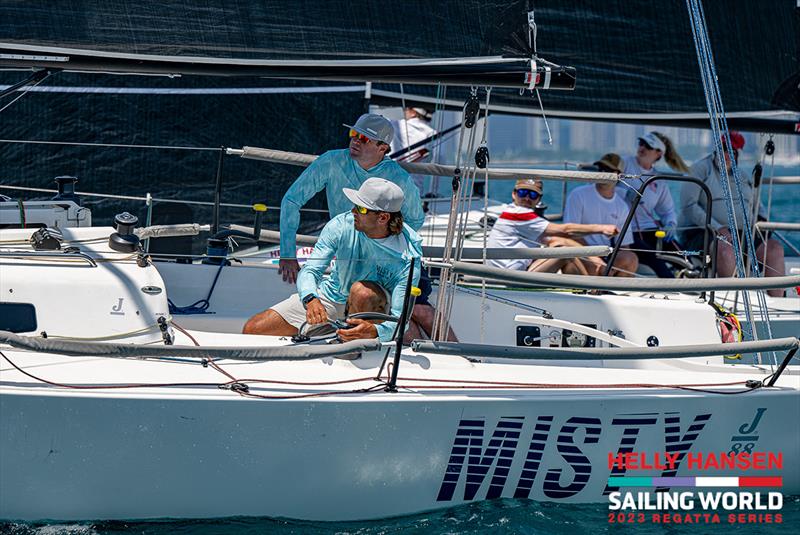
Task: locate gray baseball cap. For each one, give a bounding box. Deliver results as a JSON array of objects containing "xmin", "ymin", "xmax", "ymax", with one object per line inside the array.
[
  {"xmin": 343, "ymin": 177, "xmax": 404, "ymax": 213},
  {"xmin": 343, "ymin": 113, "xmax": 394, "ymax": 144}
]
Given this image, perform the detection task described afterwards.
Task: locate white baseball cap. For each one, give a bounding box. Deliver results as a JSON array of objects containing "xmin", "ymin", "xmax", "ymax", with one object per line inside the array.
[
  {"xmin": 343, "ymin": 177, "xmax": 405, "ymax": 213},
  {"xmin": 638, "ymin": 132, "xmax": 666, "ymax": 152}
]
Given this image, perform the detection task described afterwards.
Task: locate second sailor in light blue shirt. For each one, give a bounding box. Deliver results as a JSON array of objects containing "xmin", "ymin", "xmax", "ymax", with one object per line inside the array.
[{"xmin": 278, "ymin": 114, "xmax": 424, "ymax": 283}]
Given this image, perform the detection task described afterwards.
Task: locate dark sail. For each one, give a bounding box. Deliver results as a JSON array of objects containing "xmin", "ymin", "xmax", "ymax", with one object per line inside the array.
[
  {"xmin": 0, "ymin": 0, "xmax": 796, "ymax": 120},
  {"xmin": 0, "ymin": 0, "xmax": 797, "ymax": 233}
]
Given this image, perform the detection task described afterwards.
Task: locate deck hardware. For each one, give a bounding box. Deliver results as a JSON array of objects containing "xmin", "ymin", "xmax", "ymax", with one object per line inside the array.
[{"xmin": 158, "ymin": 317, "xmax": 174, "ymax": 345}]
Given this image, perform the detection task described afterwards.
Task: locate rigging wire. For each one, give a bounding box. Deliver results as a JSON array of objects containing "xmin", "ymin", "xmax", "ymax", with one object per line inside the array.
[
  {"xmin": 434, "ymin": 88, "xmax": 486, "ymax": 339},
  {"xmin": 0, "ymin": 138, "xmax": 222, "ymax": 151},
  {"xmin": 685, "ymin": 0, "xmax": 774, "ymax": 366},
  {"xmin": 0, "ymin": 71, "xmax": 52, "ymax": 114},
  {"xmin": 432, "ymin": 89, "xmax": 473, "ymax": 340}
]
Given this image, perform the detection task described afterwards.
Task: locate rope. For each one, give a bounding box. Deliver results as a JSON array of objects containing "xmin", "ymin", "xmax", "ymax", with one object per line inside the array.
[
  {"xmin": 0, "ymin": 348, "xmax": 758, "ymax": 398},
  {"xmin": 168, "ymin": 261, "xmax": 227, "ymax": 315}
]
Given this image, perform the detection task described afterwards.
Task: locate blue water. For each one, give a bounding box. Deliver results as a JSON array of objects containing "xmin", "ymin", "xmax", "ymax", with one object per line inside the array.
[{"xmin": 4, "ymin": 498, "xmax": 798, "ymax": 534}]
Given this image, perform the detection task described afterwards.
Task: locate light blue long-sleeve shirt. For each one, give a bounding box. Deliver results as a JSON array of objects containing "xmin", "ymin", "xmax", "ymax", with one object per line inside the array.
[
  {"xmin": 279, "ymin": 149, "xmax": 424, "ymax": 257},
  {"xmin": 297, "ymin": 212, "xmax": 422, "ymax": 342}
]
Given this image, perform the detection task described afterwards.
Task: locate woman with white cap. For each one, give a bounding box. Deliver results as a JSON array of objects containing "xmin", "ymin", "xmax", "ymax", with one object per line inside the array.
[
  {"xmin": 620, "ymin": 131, "xmax": 689, "ymax": 278},
  {"xmin": 390, "ymin": 107, "xmax": 437, "ymax": 193}
]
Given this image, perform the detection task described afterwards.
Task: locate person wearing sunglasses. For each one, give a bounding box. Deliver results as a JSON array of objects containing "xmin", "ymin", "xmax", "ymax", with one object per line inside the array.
[
  {"xmin": 277, "ymin": 113, "xmax": 424, "ymax": 285},
  {"xmin": 620, "ymin": 131, "xmax": 689, "ymax": 278},
  {"xmin": 680, "ymin": 132, "xmax": 785, "ymax": 296},
  {"xmin": 245, "ymin": 178, "xmax": 423, "ymax": 342},
  {"xmin": 486, "ymin": 178, "xmax": 622, "ymax": 275},
  {"xmin": 562, "ymin": 155, "xmax": 640, "ymax": 276}
]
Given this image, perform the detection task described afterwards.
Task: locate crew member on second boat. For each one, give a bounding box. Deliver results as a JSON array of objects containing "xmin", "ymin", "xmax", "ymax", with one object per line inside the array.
[{"xmin": 487, "ymin": 178, "xmax": 621, "ymax": 274}]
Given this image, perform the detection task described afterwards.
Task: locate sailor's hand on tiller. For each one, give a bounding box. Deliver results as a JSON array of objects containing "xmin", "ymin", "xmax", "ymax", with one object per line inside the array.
[
  {"xmin": 278, "ymin": 258, "xmax": 301, "ymax": 284},
  {"xmin": 337, "ymin": 318, "xmax": 378, "ymax": 341},
  {"xmin": 305, "ymin": 298, "xmax": 327, "ymax": 325}
]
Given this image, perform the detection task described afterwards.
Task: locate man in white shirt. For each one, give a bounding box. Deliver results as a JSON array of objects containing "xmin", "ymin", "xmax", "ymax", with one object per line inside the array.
[
  {"xmin": 487, "ymin": 179, "xmax": 620, "ymax": 274},
  {"xmin": 390, "ymin": 107, "xmax": 437, "ymax": 193},
  {"xmin": 563, "ymin": 154, "xmax": 639, "ymax": 277}
]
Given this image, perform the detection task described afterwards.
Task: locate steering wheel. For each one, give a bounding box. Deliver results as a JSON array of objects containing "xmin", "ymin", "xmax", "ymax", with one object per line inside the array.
[{"xmin": 291, "ymin": 312, "xmax": 400, "ymax": 343}]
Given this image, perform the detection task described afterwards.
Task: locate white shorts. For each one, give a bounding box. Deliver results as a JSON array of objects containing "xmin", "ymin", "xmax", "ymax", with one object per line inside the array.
[
  {"xmin": 271, "ymin": 285, "xmax": 391, "ymax": 331},
  {"xmin": 270, "ymin": 293, "xmax": 346, "ymax": 330}
]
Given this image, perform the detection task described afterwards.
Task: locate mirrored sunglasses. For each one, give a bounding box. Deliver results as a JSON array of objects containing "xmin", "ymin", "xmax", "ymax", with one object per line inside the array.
[
  {"xmin": 514, "ymin": 188, "xmax": 540, "ymax": 200},
  {"xmin": 349, "ymin": 129, "xmax": 376, "ymax": 145},
  {"xmin": 353, "ymin": 204, "xmax": 373, "ymax": 215}
]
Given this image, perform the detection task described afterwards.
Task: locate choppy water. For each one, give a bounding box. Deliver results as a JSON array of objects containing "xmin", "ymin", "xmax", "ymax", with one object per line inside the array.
[{"xmin": 3, "ymin": 497, "xmax": 798, "ymax": 534}]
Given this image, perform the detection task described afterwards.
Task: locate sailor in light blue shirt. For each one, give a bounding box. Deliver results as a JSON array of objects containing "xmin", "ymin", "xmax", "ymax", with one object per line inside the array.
[
  {"xmin": 278, "ymin": 113, "xmax": 424, "ymax": 284},
  {"xmin": 245, "ymin": 178, "xmax": 422, "ymax": 342}
]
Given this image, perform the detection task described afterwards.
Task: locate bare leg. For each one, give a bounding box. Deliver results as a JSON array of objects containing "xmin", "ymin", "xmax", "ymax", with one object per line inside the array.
[
  {"xmin": 530, "ymin": 237, "xmax": 587, "ymax": 274},
  {"xmin": 403, "ymin": 319, "xmax": 426, "ymax": 345},
  {"xmin": 407, "ymin": 303, "xmax": 458, "ymax": 342},
  {"xmin": 572, "ymin": 257, "xmax": 606, "ymax": 275},
  {"xmin": 608, "ymin": 250, "xmax": 639, "ymax": 277},
  {"xmin": 715, "ymin": 229, "xmax": 737, "ymax": 277},
  {"xmin": 561, "ymin": 257, "xmax": 591, "ymax": 275},
  {"xmin": 529, "ymin": 257, "xmax": 567, "ymax": 273},
  {"xmin": 242, "ymin": 309, "xmax": 297, "ymax": 336},
  {"xmin": 758, "ymin": 238, "xmax": 786, "ymax": 298},
  {"xmin": 346, "ymin": 281, "xmax": 388, "ymax": 314}
]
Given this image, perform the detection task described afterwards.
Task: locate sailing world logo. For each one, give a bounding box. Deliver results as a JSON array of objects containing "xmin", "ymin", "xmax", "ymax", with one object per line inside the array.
[
  {"xmin": 435, "ymin": 408, "xmax": 784, "ymax": 525},
  {"xmin": 607, "ymin": 408, "xmax": 783, "ymax": 525}
]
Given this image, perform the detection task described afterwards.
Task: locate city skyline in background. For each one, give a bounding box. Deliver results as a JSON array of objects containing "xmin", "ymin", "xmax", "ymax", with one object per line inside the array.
[{"xmin": 431, "ymin": 111, "xmax": 799, "ymax": 169}]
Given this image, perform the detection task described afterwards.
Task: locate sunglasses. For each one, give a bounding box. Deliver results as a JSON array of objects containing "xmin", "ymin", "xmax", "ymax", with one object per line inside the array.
[
  {"xmin": 353, "ymin": 204, "xmax": 374, "ymax": 215},
  {"xmin": 349, "ymin": 129, "xmax": 382, "ymax": 145},
  {"xmin": 638, "ymin": 139, "xmax": 656, "ymax": 151},
  {"xmin": 514, "ymin": 188, "xmax": 541, "ymax": 200}
]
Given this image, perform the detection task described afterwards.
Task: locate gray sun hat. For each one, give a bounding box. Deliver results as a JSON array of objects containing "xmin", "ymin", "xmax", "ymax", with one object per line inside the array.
[
  {"xmin": 343, "ymin": 113, "xmax": 394, "ymax": 144},
  {"xmin": 343, "ymin": 177, "xmax": 405, "ymax": 213}
]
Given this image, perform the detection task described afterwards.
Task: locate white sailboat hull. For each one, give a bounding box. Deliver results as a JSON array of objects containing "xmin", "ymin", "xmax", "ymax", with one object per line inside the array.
[{"xmin": 2, "ymin": 374, "xmax": 796, "ymax": 521}]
